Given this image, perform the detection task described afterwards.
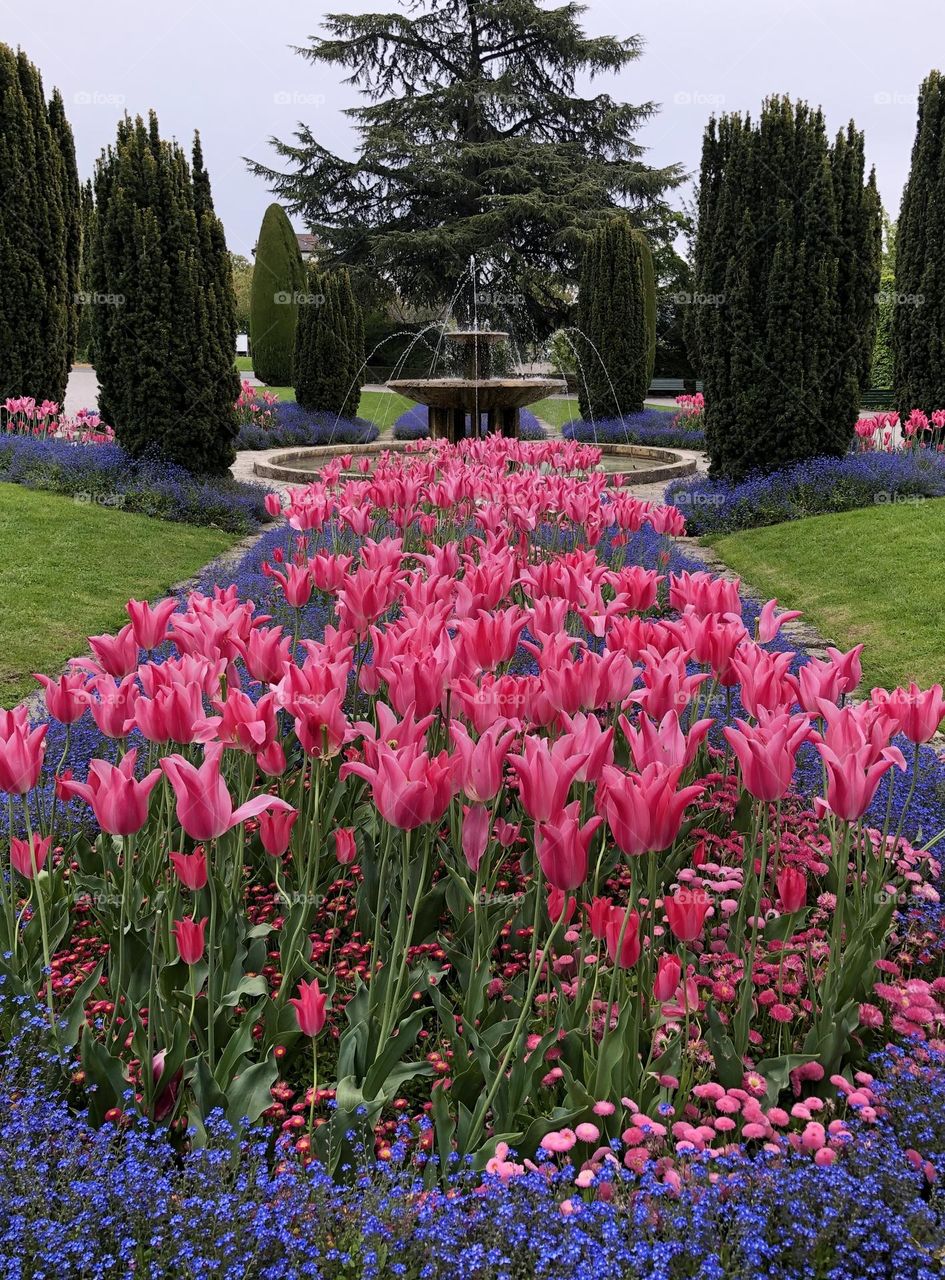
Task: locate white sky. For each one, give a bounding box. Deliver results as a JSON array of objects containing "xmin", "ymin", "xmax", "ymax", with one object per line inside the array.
[{"xmin": 2, "ymin": 0, "xmax": 942, "ymax": 253}]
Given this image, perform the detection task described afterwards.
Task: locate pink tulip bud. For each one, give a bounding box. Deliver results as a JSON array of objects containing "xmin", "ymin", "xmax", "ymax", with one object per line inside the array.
[
  {"xmin": 290, "ymin": 977, "xmax": 328, "ymax": 1037},
  {"xmin": 173, "ymin": 916, "xmax": 207, "ymax": 965}
]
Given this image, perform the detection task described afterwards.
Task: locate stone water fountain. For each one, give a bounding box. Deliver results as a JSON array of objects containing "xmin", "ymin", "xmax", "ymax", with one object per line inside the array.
[{"xmin": 387, "ymin": 326, "xmax": 565, "ymax": 442}]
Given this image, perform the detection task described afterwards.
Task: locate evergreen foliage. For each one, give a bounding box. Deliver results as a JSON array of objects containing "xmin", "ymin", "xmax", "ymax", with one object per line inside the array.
[
  {"xmin": 0, "ymin": 44, "xmax": 74, "ymax": 403},
  {"xmin": 691, "ymin": 96, "xmax": 881, "ymax": 480},
  {"xmin": 575, "ymin": 218, "xmax": 655, "ymax": 420},
  {"xmin": 75, "ymin": 180, "xmax": 96, "ymax": 362},
  {"xmin": 91, "ymin": 113, "xmax": 239, "ymax": 474},
  {"xmin": 294, "ymin": 266, "xmax": 365, "ymax": 418},
  {"xmin": 893, "ymin": 70, "xmax": 945, "ymax": 411},
  {"xmin": 250, "ymin": 203, "xmax": 306, "ymax": 386}
]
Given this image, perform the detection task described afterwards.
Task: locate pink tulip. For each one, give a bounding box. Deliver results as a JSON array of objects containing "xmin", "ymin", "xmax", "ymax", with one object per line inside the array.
[
  {"xmin": 0, "ymin": 721, "xmax": 47, "ymax": 794},
  {"xmin": 450, "ymin": 721, "xmax": 516, "ymax": 802},
  {"xmin": 86, "ymin": 624, "xmax": 140, "ymax": 678},
  {"xmin": 664, "ymin": 889, "xmax": 711, "ymax": 942},
  {"xmin": 619, "ymin": 709, "xmax": 712, "ymax": 772},
  {"xmin": 160, "ymin": 743, "xmax": 294, "ymax": 841},
  {"xmin": 33, "ymin": 672, "xmax": 88, "ymax": 725},
  {"xmin": 816, "ymin": 742, "xmax": 904, "ymax": 822},
  {"xmin": 341, "ymin": 740, "xmax": 456, "ymax": 830},
  {"xmin": 86, "ymin": 674, "xmax": 139, "ymax": 738},
  {"xmin": 654, "ymin": 953, "xmax": 682, "ymax": 1001},
  {"xmin": 126, "ymin": 597, "xmax": 178, "ymax": 650},
  {"xmin": 757, "ymin": 599, "xmax": 803, "ymax": 644},
  {"xmin": 170, "ymin": 849, "xmax": 208, "ymax": 891},
  {"xmin": 290, "ymin": 977, "xmax": 328, "ymax": 1037},
  {"xmin": 334, "ymin": 827, "xmax": 356, "ymax": 865},
  {"xmin": 584, "ymin": 895, "xmax": 613, "ymax": 940},
  {"xmin": 597, "ymin": 762, "xmax": 702, "ymax": 856},
  {"xmin": 135, "ymin": 682, "xmax": 204, "ymax": 745},
  {"xmin": 872, "ymin": 682, "xmax": 945, "ymax": 745},
  {"xmin": 557, "ymin": 713, "xmax": 614, "ymax": 783},
  {"xmin": 462, "ymin": 803, "xmax": 491, "ymax": 872},
  {"xmin": 174, "ymin": 915, "xmax": 207, "ymax": 965},
  {"xmin": 258, "ymin": 806, "xmax": 299, "ymax": 857},
  {"xmin": 722, "ymin": 711, "xmax": 811, "ymax": 802},
  {"xmin": 10, "ymin": 833, "xmax": 52, "ymax": 879},
  {"xmin": 239, "ymin": 625, "xmax": 292, "ymax": 686},
  {"xmin": 535, "ymin": 801, "xmax": 602, "ymax": 891},
  {"xmin": 605, "ymin": 907, "xmax": 641, "ymax": 968},
  {"xmin": 59, "ymin": 748, "xmax": 162, "ymax": 836},
  {"xmin": 776, "ymin": 865, "xmax": 807, "ymax": 913},
  {"xmin": 508, "ymin": 736, "xmax": 584, "ymax": 822},
  {"xmin": 267, "ymin": 562, "xmax": 313, "ymax": 609}
]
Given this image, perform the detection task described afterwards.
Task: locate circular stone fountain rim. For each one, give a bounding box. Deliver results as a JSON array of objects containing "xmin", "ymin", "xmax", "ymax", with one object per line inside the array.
[{"xmin": 253, "ymin": 441, "xmax": 698, "ymax": 487}]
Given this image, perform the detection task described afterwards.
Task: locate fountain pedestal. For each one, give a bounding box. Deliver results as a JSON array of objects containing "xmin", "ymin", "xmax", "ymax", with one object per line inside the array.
[{"xmin": 387, "ymin": 329, "xmax": 565, "ymax": 443}]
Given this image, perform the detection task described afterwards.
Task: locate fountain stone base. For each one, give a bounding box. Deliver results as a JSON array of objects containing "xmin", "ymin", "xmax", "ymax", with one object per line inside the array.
[{"xmin": 386, "ymin": 376, "xmax": 566, "ymax": 442}]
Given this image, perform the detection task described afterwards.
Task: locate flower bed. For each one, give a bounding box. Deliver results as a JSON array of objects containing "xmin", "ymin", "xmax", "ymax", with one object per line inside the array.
[
  {"xmin": 1, "ymin": 1011, "xmax": 942, "ymax": 1277},
  {"xmin": 563, "ymin": 408, "xmax": 705, "ymax": 449},
  {"xmin": 667, "ymin": 449, "xmax": 945, "ymax": 536},
  {"xmin": 236, "ymin": 388, "xmax": 379, "ymax": 450},
  {"xmin": 0, "ymin": 436, "xmax": 272, "ymax": 534},
  {"xmin": 3, "ymin": 435, "xmax": 945, "ymax": 1273},
  {"xmin": 392, "ymin": 404, "xmax": 547, "ymax": 440},
  {"xmin": 2, "ymin": 396, "xmax": 115, "ymax": 444}
]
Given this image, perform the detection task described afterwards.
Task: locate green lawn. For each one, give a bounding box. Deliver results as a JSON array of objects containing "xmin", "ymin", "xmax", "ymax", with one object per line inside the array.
[
  {"xmin": 0, "ymin": 485, "xmax": 234, "ymax": 704},
  {"xmin": 710, "ymin": 498, "xmax": 945, "ymax": 689},
  {"xmin": 531, "ymin": 396, "xmax": 579, "ymax": 429}
]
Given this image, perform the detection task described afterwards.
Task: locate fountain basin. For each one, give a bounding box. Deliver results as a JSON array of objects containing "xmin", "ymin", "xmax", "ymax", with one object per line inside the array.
[{"xmin": 252, "ymin": 441, "xmax": 697, "ymax": 488}]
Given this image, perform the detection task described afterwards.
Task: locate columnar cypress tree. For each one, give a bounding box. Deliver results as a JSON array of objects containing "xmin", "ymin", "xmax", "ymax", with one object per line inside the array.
[
  {"xmin": 575, "ymin": 218, "xmax": 655, "ymax": 421},
  {"xmin": 49, "ymin": 87, "xmax": 80, "ymax": 372},
  {"xmin": 691, "ymin": 97, "xmax": 880, "ymax": 480},
  {"xmin": 893, "ymin": 71, "xmax": 945, "ymax": 411},
  {"xmin": 0, "ymin": 44, "xmax": 73, "ymax": 403},
  {"xmin": 92, "ymin": 112, "xmax": 239, "ymax": 474},
  {"xmin": 294, "ymin": 266, "xmax": 365, "ymax": 417},
  {"xmin": 250, "ymin": 203, "xmax": 306, "ymax": 385},
  {"xmin": 75, "ymin": 179, "xmax": 95, "ymax": 361}
]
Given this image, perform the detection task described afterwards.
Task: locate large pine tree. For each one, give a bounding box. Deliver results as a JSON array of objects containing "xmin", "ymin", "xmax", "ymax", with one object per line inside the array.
[
  {"xmin": 893, "ymin": 70, "xmax": 945, "ymax": 412},
  {"xmin": 249, "ymin": 0, "xmax": 681, "ymax": 335},
  {"xmin": 690, "ymin": 97, "xmax": 880, "ymax": 480},
  {"xmin": 0, "ymin": 44, "xmax": 75, "ymax": 403},
  {"xmin": 575, "ymin": 218, "xmax": 655, "ymax": 420},
  {"xmin": 92, "ymin": 114, "xmax": 239, "ymax": 474}
]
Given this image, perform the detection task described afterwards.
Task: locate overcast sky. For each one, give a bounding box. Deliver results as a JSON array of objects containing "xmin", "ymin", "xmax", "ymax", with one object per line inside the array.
[{"xmin": 3, "ymin": 0, "xmax": 941, "ymax": 254}]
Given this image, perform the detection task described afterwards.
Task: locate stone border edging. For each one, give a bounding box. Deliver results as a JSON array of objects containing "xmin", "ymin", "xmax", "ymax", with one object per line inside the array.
[{"xmin": 253, "ymin": 441, "xmax": 696, "ymax": 487}]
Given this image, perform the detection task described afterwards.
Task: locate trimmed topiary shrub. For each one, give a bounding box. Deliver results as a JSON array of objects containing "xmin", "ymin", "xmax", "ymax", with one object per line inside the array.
[
  {"xmin": 250, "ymin": 203, "xmax": 306, "ymax": 386},
  {"xmin": 0, "ymin": 45, "xmax": 76, "ymax": 404},
  {"xmin": 575, "ymin": 218, "xmax": 655, "ymax": 421},
  {"xmin": 893, "ymin": 71, "xmax": 945, "ymax": 412},
  {"xmin": 691, "ymin": 97, "xmax": 881, "ymax": 480},
  {"xmin": 294, "ymin": 266, "xmax": 364, "ymax": 418},
  {"xmin": 92, "ymin": 113, "xmax": 240, "ymax": 475}
]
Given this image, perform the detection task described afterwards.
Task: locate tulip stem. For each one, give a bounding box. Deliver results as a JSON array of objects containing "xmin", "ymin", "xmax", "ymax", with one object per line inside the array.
[{"xmin": 468, "ymin": 900, "xmax": 568, "ymax": 1150}]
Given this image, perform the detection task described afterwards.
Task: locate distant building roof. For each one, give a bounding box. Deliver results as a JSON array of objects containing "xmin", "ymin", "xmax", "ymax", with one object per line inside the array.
[{"xmin": 252, "ymin": 232, "xmax": 321, "ymax": 257}]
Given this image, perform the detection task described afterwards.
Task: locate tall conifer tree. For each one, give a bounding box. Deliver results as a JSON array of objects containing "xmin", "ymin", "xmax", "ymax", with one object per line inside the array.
[
  {"xmin": 690, "ymin": 97, "xmax": 880, "ymax": 480},
  {"xmin": 92, "ymin": 113, "xmax": 239, "ymax": 473},
  {"xmin": 250, "ymin": 203, "xmax": 307, "ymax": 386},
  {"xmin": 575, "ymin": 218, "xmax": 655, "ymax": 420},
  {"xmin": 893, "ymin": 71, "xmax": 945, "ymax": 411},
  {"xmin": 0, "ymin": 44, "xmax": 74, "ymax": 402}
]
